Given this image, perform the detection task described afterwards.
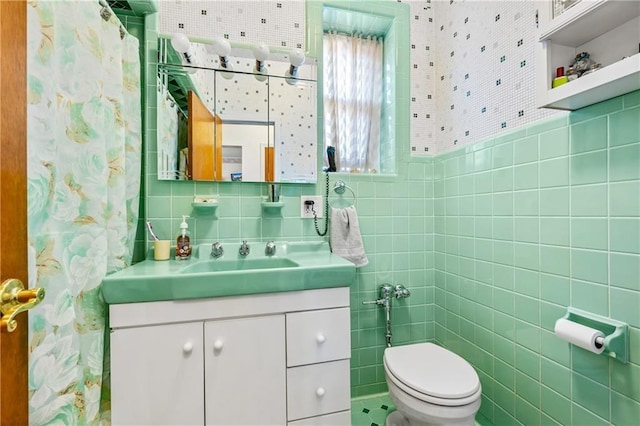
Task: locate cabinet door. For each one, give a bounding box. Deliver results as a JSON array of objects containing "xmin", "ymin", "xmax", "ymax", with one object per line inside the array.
[
  {"xmin": 204, "ymin": 315, "xmax": 286, "ymax": 425},
  {"xmin": 111, "ymin": 322, "xmax": 204, "ymax": 425}
]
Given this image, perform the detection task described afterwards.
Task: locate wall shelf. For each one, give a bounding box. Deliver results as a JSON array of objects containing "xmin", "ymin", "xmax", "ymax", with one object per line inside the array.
[
  {"xmin": 261, "ymin": 201, "xmax": 284, "ymax": 215},
  {"xmin": 536, "ymin": 0, "xmax": 640, "ymax": 110},
  {"xmin": 192, "ymin": 198, "xmax": 219, "ymax": 214},
  {"xmin": 540, "ymin": 53, "xmax": 640, "ymax": 110}
]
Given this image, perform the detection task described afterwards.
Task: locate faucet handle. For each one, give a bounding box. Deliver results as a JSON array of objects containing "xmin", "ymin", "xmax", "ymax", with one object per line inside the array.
[
  {"xmin": 239, "ymin": 240, "xmax": 250, "ymax": 256},
  {"xmin": 265, "ymin": 241, "xmax": 276, "ymax": 256},
  {"xmin": 211, "ymin": 242, "xmax": 224, "ymax": 258}
]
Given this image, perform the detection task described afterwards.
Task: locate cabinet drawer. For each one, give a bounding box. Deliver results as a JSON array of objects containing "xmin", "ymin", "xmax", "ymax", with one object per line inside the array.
[
  {"xmin": 286, "ymin": 307, "xmax": 350, "ymax": 366},
  {"xmin": 287, "ymin": 360, "xmax": 350, "ymax": 421},
  {"xmin": 287, "ymin": 410, "xmax": 350, "ymax": 425}
]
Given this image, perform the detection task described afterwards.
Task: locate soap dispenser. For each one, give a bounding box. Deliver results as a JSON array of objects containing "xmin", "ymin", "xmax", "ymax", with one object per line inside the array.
[{"xmin": 176, "ymin": 215, "xmax": 192, "ymax": 260}]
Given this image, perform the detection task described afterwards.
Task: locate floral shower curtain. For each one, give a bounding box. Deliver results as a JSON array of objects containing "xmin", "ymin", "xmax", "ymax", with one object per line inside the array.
[{"xmin": 26, "ymin": 1, "xmax": 141, "ymax": 424}]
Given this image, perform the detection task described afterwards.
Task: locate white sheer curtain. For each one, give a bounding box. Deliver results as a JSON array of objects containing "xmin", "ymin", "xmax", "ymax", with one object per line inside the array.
[{"xmin": 323, "ymin": 32, "xmax": 383, "ymax": 173}]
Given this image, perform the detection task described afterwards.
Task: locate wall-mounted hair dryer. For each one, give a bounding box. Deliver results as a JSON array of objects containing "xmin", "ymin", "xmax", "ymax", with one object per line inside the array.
[{"xmin": 326, "ymin": 146, "xmax": 336, "ymax": 172}]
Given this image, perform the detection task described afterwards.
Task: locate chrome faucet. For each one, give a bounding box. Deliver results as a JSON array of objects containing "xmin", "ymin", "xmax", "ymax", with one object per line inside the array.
[
  {"xmin": 265, "ymin": 241, "xmax": 276, "ymax": 256},
  {"xmin": 239, "ymin": 240, "xmax": 250, "ymax": 257},
  {"xmin": 211, "ymin": 242, "xmax": 224, "ymax": 258}
]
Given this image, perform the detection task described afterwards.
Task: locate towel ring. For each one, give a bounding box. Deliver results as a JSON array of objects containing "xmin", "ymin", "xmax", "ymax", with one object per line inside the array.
[{"xmin": 329, "ymin": 180, "xmax": 356, "ymax": 208}]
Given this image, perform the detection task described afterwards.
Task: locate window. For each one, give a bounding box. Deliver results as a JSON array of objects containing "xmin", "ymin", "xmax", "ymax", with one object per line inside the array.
[
  {"xmin": 310, "ymin": 2, "xmax": 408, "ymax": 176},
  {"xmin": 323, "ymin": 32, "xmax": 383, "ymax": 173}
]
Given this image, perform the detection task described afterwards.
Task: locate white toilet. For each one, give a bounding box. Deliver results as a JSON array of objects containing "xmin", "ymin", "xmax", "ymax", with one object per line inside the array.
[{"xmin": 384, "ymin": 342, "xmax": 482, "ymax": 426}]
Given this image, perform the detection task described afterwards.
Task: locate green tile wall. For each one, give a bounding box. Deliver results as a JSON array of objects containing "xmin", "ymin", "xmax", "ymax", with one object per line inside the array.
[
  {"xmin": 115, "ymin": 11, "xmax": 148, "ymax": 264},
  {"xmin": 139, "ymin": 3, "xmax": 639, "ymax": 420},
  {"xmin": 434, "ymin": 92, "xmax": 640, "ymax": 425}
]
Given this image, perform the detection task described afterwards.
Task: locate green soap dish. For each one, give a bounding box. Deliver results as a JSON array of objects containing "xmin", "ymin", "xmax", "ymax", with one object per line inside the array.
[
  {"xmin": 261, "ymin": 201, "xmax": 284, "ymax": 216},
  {"xmin": 192, "ymin": 197, "xmax": 219, "ymax": 212}
]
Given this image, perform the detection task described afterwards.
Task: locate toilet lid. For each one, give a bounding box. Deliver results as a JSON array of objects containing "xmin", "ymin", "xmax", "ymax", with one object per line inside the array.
[{"xmin": 384, "ymin": 343, "xmax": 480, "ymax": 399}]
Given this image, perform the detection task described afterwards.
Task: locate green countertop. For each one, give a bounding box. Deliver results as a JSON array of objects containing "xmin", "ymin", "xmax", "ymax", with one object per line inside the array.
[{"xmin": 102, "ymin": 241, "xmax": 356, "ymax": 304}]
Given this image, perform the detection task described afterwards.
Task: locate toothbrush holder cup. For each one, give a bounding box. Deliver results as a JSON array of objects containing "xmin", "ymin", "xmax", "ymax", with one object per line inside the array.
[{"xmin": 268, "ymin": 184, "xmax": 281, "ymax": 202}]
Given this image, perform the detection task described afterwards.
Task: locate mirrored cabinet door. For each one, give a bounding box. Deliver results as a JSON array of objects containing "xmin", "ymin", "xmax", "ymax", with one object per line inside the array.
[{"xmin": 270, "ymin": 78, "xmax": 317, "ymax": 183}]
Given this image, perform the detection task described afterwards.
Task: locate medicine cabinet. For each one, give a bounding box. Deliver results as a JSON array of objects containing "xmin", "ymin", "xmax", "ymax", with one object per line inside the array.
[{"xmin": 157, "ymin": 37, "xmax": 318, "ymax": 183}]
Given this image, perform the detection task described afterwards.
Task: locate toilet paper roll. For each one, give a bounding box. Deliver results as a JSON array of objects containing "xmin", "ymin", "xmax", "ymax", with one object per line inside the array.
[{"xmin": 554, "ymin": 318, "xmax": 605, "ymax": 354}]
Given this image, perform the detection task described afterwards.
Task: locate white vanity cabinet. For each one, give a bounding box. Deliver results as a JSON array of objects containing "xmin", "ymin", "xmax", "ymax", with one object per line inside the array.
[
  {"xmin": 536, "ymin": 0, "xmax": 640, "ymax": 110},
  {"xmin": 109, "ymin": 287, "xmax": 351, "ymax": 426}
]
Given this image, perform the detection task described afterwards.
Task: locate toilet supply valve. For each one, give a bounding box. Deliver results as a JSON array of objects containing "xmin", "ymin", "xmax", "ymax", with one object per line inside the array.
[{"xmin": 393, "ymin": 284, "xmax": 411, "ymax": 299}]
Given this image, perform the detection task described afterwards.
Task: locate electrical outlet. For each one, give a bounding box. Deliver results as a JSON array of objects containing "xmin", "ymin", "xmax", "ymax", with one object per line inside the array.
[{"xmin": 300, "ymin": 196, "xmax": 323, "ymax": 218}]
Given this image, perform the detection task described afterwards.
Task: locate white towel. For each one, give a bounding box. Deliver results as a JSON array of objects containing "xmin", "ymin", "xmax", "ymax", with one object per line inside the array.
[{"xmin": 330, "ymin": 206, "xmax": 369, "ymax": 267}]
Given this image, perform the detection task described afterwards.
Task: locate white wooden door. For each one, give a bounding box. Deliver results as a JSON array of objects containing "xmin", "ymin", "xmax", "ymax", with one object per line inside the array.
[
  {"xmin": 110, "ymin": 321, "xmax": 204, "ymax": 425},
  {"xmin": 204, "ymin": 315, "xmax": 286, "ymax": 425}
]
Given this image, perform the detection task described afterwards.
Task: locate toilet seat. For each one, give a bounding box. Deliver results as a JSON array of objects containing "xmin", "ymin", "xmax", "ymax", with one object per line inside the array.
[{"xmin": 384, "ymin": 343, "xmax": 481, "ymax": 407}]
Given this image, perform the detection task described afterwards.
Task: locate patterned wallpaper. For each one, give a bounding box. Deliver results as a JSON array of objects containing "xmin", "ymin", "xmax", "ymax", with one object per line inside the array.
[
  {"xmin": 159, "ymin": 0, "xmax": 305, "ymax": 49},
  {"xmin": 408, "ymin": 0, "xmax": 437, "ymax": 155},
  {"xmin": 158, "ymin": 0, "xmax": 560, "ymax": 157},
  {"xmin": 433, "ymin": 0, "xmax": 557, "ymax": 154}
]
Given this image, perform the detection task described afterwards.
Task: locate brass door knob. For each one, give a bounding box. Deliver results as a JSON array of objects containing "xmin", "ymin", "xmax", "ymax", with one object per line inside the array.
[{"xmin": 0, "ymin": 278, "xmax": 45, "ymax": 332}]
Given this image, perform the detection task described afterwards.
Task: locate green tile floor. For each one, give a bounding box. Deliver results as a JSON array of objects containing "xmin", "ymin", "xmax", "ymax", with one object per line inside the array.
[
  {"xmin": 351, "ymin": 394, "xmax": 396, "ymax": 426},
  {"xmin": 350, "ymin": 393, "xmax": 493, "ymax": 426}
]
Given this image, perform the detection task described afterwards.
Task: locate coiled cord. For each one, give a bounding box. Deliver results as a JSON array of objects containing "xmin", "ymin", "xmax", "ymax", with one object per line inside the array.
[{"xmin": 313, "ymin": 173, "xmax": 330, "ymax": 236}]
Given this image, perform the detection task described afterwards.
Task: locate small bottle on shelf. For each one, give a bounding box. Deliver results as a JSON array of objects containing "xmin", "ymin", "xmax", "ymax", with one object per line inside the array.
[{"xmin": 552, "ymin": 66, "xmax": 568, "ymax": 88}]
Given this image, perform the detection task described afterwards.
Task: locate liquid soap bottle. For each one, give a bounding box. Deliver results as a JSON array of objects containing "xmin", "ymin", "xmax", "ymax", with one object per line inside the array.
[{"xmin": 175, "ymin": 215, "xmax": 192, "ymax": 260}]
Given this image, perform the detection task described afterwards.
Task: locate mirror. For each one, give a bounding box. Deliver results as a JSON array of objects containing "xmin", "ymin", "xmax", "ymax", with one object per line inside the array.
[{"xmin": 156, "ymin": 37, "xmax": 318, "ymax": 183}]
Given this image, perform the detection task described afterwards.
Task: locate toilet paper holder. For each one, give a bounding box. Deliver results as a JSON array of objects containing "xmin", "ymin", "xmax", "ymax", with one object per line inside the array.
[{"xmin": 558, "ymin": 308, "xmax": 629, "ymax": 364}]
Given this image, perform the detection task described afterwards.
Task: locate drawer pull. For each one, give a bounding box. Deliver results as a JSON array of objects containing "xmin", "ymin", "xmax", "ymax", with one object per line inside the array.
[
  {"xmin": 213, "ymin": 339, "xmax": 224, "ymax": 351},
  {"xmin": 316, "ymin": 333, "xmax": 326, "ymax": 344},
  {"xmin": 183, "ymin": 342, "xmax": 193, "ymax": 354},
  {"xmin": 316, "ymin": 387, "xmax": 326, "ymax": 398}
]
